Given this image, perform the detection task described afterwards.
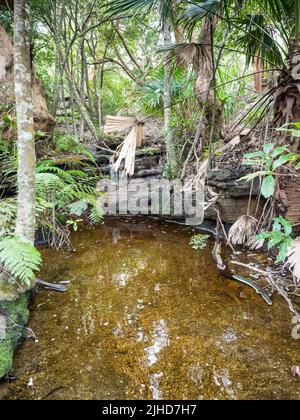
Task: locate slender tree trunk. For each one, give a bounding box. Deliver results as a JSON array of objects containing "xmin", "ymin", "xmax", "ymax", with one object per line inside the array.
[
  {"xmin": 14, "ymin": 0, "xmax": 36, "ymax": 245},
  {"xmin": 194, "ymin": 18, "xmax": 222, "ymax": 146},
  {"xmin": 163, "ymin": 21, "xmax": 177, "ymax": 178},
  {"xmin": 296, "ymin": 0, "xmax": 300, "ymax": 40},
  {"xmin": 253, "ymin": 53, "xmax": 263, "ymax": 92}
]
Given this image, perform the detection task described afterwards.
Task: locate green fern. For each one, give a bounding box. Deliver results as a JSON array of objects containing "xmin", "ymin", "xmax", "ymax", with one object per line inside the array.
[
  {"xmin": 0, "ymin": 198, "xmax": 18, "ymax": 236},
  {"xmin": 89, "ymin": 202, "xmax": 103, "ymax": 224},
  {"xmin": 53, "ymin": 132, "xmax": 95, "ymax": 161},
  {"xmin": 0, "ymin": 237, "xmax": 42, "ymax": 285},
  {"xmin": 0, "ymin": 152, "xmax": 103, "ymax": 251},
  {"xmin": 69, "ymin": 200, "xmax": 89, "ymax": 216}
]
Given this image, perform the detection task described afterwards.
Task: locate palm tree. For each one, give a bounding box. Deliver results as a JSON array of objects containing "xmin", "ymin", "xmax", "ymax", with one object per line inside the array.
[
  {"xmin": 272, "ymin": 0, "xmax": 300, "ymax": 127},
  {"xmin": 106, "ymin": 0, "xmax": 178, "ymax": 178},
  {"xmin": 170, "ymin": 0, "xmax": 300, "ymax": 137}
]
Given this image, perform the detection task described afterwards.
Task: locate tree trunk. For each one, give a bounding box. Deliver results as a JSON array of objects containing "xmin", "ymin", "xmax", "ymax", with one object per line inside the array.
[
  {"xmin": 0, "ymin": 0, "xmax": 36, "ymax": 301},
  {"xmin": 194, "ymin": 18, "xmax": 222, "ymax": 146},
  {"xmin": 273, "ymin": 0, "xmax": 300, "ymax": 226},
  {"xmin": 14, "ymin": 0, "xmax": 36, "ymax": 245},
  {"xmin": 0, "ymin": 24, "xmax": 54, "ymax": 140},
  {"xmin": 253, "ymin": 53, "xmax": 263, "ymax": 92},
  {"xmin": 163, "ymin": 21, "xmax": 177, "ymax": 178}
]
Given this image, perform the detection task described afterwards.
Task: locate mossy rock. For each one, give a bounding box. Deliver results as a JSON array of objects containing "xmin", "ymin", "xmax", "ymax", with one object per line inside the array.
[{"xmin": 0, "ymin": 293, "xmax": 29, "ymax": 379}]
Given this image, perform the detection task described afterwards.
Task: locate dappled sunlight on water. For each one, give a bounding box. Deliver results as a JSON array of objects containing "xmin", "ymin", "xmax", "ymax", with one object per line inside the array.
[{"xmin": 7, "ymin": 217, "xmax": 300, "ymax": 400}]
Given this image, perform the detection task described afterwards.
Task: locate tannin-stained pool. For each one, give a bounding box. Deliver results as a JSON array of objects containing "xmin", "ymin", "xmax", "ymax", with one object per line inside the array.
[{"xmin": 6, "ymin": 217, "xmax": 300, "ymax": 400}]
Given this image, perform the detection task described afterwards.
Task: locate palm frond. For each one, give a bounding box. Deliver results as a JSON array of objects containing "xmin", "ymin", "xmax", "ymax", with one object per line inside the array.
[
  {"xmin": 234, "ymin": 14, "xmax": 285, "ymax": 67},
  {"xmin": 180, "ymin": 0, "xmax": 222, "ymax": 35},
  {"xmin": 104, "ymin": 116, "xmax": 144, "ymax": 175},
  {"xmin": 287, "ymin": 240, "xmax": 300, "ymax": 284},
  {"xmin": 106, "ymin": 0, "xmax": 174, "ymax": 22},
  {"xmin": 247, "ymin": 235, "xmax": 265, "ymax": 250},
  {"xmin": 228, "ymin": 215, "xmax": 258, "ymax": 246},
  {"xmin": 114, "ymin": 124, "xmax": 144, "ymax": 175},
  {"xmin": 103, "ymin": 115, "xmax": 137, "ymax": 133},
  {"xmin": 162, "ymin": 42, "xmax": 209, "ymax": 72}
]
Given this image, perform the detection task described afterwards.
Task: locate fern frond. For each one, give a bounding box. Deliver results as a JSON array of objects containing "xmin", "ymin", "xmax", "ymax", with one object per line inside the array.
[
  {"xmin": 69, "ymin": 200, "xmax": 89, "ymax": 216},
  {"xmin": 0, "ymin": 237, "xmax": 42, "ymax": 285},
  {"xmin": 0, "ymin": 198, "xmax": 18, "ymax": 237}
]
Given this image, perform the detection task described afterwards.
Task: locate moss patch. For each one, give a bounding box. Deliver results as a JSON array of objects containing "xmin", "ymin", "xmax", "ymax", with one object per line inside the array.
[{"xmin": 0, "ymin": 293, "xmax": 29, "ymax": 379}]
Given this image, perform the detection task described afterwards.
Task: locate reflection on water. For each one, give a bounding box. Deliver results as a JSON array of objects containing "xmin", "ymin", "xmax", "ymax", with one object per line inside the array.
[
  {"xmin": 145, "ymin": 319, "xmax": 169, "ymax": 399},
  {"xmin": 145, "ymin": 320, "xmax": 169, "ymax": 366},
  {"xmin": 6, "ymin": 217, "xmax": 300, "ymax": 400}
]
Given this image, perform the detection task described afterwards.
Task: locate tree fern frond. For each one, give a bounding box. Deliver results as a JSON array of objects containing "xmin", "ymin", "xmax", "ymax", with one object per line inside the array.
[{"xmin": 0, "ymin": 237, "xmax": 42, "ymax": 285}]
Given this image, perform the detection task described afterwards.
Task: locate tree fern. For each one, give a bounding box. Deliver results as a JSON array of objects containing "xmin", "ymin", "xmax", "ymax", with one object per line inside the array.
[{"xmin": 0, "ymin": 237, "xmax": 42, "ymax": 286}]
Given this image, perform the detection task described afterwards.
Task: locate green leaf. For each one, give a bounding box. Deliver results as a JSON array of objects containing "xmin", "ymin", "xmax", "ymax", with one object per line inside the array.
[
  {"xmin": 273, "ymin": 217, "xmax": 282, "ymax": 233},
  {"xmin": 276, "ymin": 242, "xmax": 289, "ymax": 264},
  {"xmin": 256, "ymin": 232, "xmax": 272, "ymax": 240},
  {"xmin": 272, "ymin": 146, "xmax": 287, "ymax": 157},
  {"xmin": 263, "ymin": 143, "xmax": 275, "ymax": 154},
  {"xmin": 261, "ymin": 175, "xmax": 275, "ymax": 198},
  {"xmin": 277, "ymin": 216, "xmax": 292, "ymax": 236},
  {"xmin": 267, "ymin": 231, "xmax": 283, "ymax": 249},
  {"xmin": 244, "ymin": 151, "xmax": 265, "ymax": 159},
  {"xmin": 242, "ymin": 159, "xmax": 264, "ymax": 166},
  {"xmin": 272, "ymin": 154, "xmax": 292, "ymax": 170},
  {"xmin": 239, "ymin": 171, "xmax": 266, "ymax": 182}
]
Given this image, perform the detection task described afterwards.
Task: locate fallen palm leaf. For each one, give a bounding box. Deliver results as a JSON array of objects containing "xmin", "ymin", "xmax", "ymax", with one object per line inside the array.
[
  {"xmin": 247, "ymin": 234, "xmax": 265, "ymax": 250},
  {"xmin": 103, "ymin": 116, "xmax": 144, "ymax": 176},
  {"xmin": 228, "ymin": 215, "xmax": 258, "ymax": 246},
  {"xmin": 286, "ymin": 239, "xmax": 300, "ymax": 284}
]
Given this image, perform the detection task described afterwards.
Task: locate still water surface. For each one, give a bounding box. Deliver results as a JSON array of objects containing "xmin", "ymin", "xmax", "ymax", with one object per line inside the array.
[{"xmin": 7, "ymin": 217, "xmax": 300, "ymax": 399}]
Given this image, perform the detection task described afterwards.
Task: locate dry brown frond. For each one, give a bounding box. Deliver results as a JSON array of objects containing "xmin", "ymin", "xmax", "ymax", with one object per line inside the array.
[
  {"xmin": 228, "ymin": 215, "xmax": 258, "ymax": 246},
  {"xmin": 103, "ymin": 116, "xmax": 137, "ymax": 133},
  {"xmin": 287, "ymin": 240, "xmax": 300, "ymax": 284},
  {"xmin": 166, "ymin": 43, "xmax": 208, "ymax": 72},
  {"xmin": 247, "ymin": 235, "xmax": 265, "ymax": 250},
  {"xmin": 104, "ymin": 116, "xmax": 145, "ymax": 175},
  {"xmin": 113, "ymin": 123, "xmax": 145, "ymax": 176}
]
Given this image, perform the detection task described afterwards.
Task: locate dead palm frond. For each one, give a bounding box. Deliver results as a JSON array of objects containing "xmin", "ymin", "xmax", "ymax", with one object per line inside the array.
[
  {"xmin": 247, "ymin": 235, "xmax": 265, "ymax": 250},
  {"xmin": 162, "ymin": 43, "xmax": 209, "ymax": 72},
  {"xmin": 103, "ymin": 116, "xmax": 144, "ymax": 176},
  {"xmin": 103, "ymin": 116, "xmax": 138, "ymax": 133},
  {"xmin": 286, "ymin": 239, "xmax": 300, "ymax": 284},
  {"xmin": 228, "ymin": 215, "xmax": 258, "ymax": 246}
]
